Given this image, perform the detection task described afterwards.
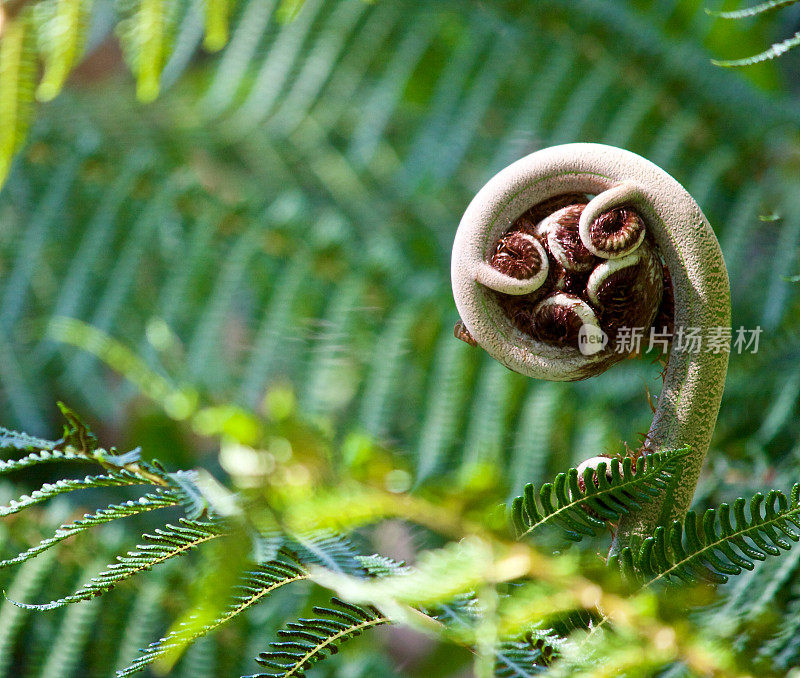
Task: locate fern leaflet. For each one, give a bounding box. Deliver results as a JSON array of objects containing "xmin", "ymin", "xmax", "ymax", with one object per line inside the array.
[
  {"xmin": 10, "ymin": 519, "xmax": 224, "ymax": 610},
  {"xmin": 510, "ymin": 449, "xmax": 690, "ymax": 542},
  {"xmin": 494, "ymin": 630, "xmax": 562, "ymax": 677},
  {"xmin": 0, "ymin": 491, "xmax": 181, "ymax": 569},
  {"xmin": 117, "ymin": 558, "xmax": 308, "ymax": 676},
  {"xmin": 247, "ymin": 597, "xmax": 389, "ymax": 678},
  {"xmin": 712, "ymin": 30, "xmax": 800, "ymax": 66},
  {"xmin": 707, "ymin": 0, "xmax": 799, "ymax": 19},
  {"xmin": 0, "ymin": 448, "xmax": 94, "ymax": 474},
  {"xmin": 0, "ymin": 6, "xmax": 36, "ymax": 185},
  {"xmin": 612, "ymin": 484, "xmax": 800, "ymax": 585},
  {"xmin": 35, "ymin": 0, "xmax": 91, "ymax": 101},
  {"xmin": 0, "ymin": 471, "xmax": 158, "ymax": 518}
]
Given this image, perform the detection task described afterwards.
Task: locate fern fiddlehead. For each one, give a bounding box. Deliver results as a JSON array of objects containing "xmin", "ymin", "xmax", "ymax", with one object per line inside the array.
[{"xmin": 451, "ymin": 143, "xmax": 731, "ymax": 547}]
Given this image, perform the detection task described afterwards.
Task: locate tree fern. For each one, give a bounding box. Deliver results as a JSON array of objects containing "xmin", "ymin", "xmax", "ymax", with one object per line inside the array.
[
  {"xmin": 510, "ymin": 449, "xmax": 691, "ymax": 542},
  {"xmin": 612, "ymin": 484, "xmax": 800, "ymax": 585},
  {"xmin": 247, "ymin": 597, "xmax": 388, "ymax": 678}
]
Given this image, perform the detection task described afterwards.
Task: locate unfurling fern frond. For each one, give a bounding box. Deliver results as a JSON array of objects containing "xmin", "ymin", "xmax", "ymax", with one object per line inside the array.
[
  {"xmin": 612, "ymin": 484, "xmax": 800, "ymax": 585},
  {"xmin": 11, "ymin": 519, "xmax": 224, "ymax": 610},
  {"xmin": 117, "ymin": 557, "xmax": 308, "ymax": 676},
  {"xmin": 510, "ymin": 449, "xmax": 690, "ymax": 542},
  {"xmin": 0, "ymin": 490, "xmax": 181, "ymax": 569},
  {"xmin": 247, "ymin": 597, "xmax": 389, "ymax": 678}
]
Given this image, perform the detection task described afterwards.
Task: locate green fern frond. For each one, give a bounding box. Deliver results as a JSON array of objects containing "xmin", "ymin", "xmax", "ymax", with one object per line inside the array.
[
  {"xmin": 247, "ymin": 597, "xmax": 388, "ymax": 678},
  {"xmin": 0, "ymin": 448, "xmax": 94, "ymax": 474},
  {"xmin": 494, "ymin": 629, "xmax": 562, "ymax": 677},
  {"xmin": 0, "ymin": 6, "xmax": 37, "ymax": 185},
  {"xmin": 0, "ymin": 427, "xmax": 60, "ymax": 451},
  {"xmin": 117, "ymin": 557, "xmax": 307, "ymax": 676},
  {"xmin": 510, "ymin": 449, "xmax": 690, "ymax": 542},
  {"xmin": 0, "ymin": 491, "xmax": 181, "ymax": 569},
  {"xmin": 10, "ymin": 518, "xmax": 224, "ymax": 610},
  {"xmin": 707, "ymin": 0, "xmax": 800, "ymax": 19},
  {"xmin": 116, "ymin": 0, "xmax": 182, "ymax": 102},
  {"xmin": 612, "ymin": 484, "xmax": 800, "ymax": 585},
  {"xmin": 286, "ymin": 531, "xmax": 362, "ymax": 575},
  {"xmin": 0, "ymin": 548, "xmax": 58, "ymax": 678},
  {"xmin": 34, "ymin": 0, "xmax": 92, "ymax": 101},
  {"xmin": 712, "ymin": 30, "xmax": 800, "ymax": 66},
  {"xmin": 0, "ymin": 471, "xmax": 156, "ymax": 518},
  {"xmin": 203, "ymin": 0, "xmax": 232, "ymax": 51}
]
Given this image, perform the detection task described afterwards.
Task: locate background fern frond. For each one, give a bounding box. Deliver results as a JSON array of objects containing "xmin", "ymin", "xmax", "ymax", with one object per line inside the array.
[
  {"xmin": 0, "ymin": 6, "xmax": 36, "ymax": 185},
  {"xmin": 0, "ymin": 491, "xmax": 181, "ymax": 569},
  {"xmin": 614, "ymin": 484, "xmax": 800, "ymax": 585},
  {"xmin": 0, "ymin": 448, "xmax": 93, "ymax": 475},
  {"xmin": 0, "ymin": 471, "xmax": 157, "ymax": 518},
  {"xmin": 510, "ymin": 449, "xmax": 690, "ymax": 543},
  {"xmin": 118, "ymin": 556, "xmax": 308, "ymax": 676},
  {"xmin": 248, "ymin": 597, "xmax": 388, "ymax": 678},
  {"xmin": 34, "ymin": 0, "xmax": 92, "ymax": 102},
  {"xmin": 708, "ymin": 0, "xmax": 800, "ymax": 19},
  {"xmin": 712, "ymin": 30, "xmax": 800, "ymax": 66},
  {"xmin": 494, "ymin": 630, "xmax": 562, "ymax": 677},
  {"xmin": 116, "ymin": 0, "xmax": 183, "ymax": 102},
  {"xmin": 10, "ymin": 518, "xmax": 224, "ymax": 610}
]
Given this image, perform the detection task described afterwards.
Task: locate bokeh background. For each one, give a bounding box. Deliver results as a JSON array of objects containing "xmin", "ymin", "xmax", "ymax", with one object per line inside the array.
[{"xmin": 1, "ymin": 0, "xmax": 800, "ymax": 675}]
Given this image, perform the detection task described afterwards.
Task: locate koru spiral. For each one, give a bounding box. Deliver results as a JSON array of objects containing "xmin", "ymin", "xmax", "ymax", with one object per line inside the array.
[{"xmin": 450, "ymin": 143, "xmax": 730, "ymax": 546}]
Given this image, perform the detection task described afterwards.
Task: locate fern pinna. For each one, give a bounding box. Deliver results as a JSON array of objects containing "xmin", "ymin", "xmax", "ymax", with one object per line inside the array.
[
  {"xmin": 248, "ymin": 598, "xmax": 388, "ymax": 678},
  {"xmin": 510, "ymin": 449, "xmax": 690, "ymax": 542},
  {"xmin": 612, "ymin": 484, "xmax": 800, "ymax": 586}
]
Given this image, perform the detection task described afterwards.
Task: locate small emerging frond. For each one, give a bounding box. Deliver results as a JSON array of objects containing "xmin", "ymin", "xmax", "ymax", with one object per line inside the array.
[
  {"xmin": 612, "ymin": 484, "xmax": 800, "ymax": 585},
  {"xmin": 0, "ymin": 471, "xmax": 156, "ymax": 518},
  {"xmin": 510, "ymin": 449, "xmax": 690, "ymax": 542},
  {"xmin": 117, "ymin": 557, "xmax": 308, "ymax": 676},
  {"xmin": 707, "ymin": 0, "xmax": 800, "ymax": 19},
  {"xmin": 10, "ymin": 519, "xmax": 224, "ymax": 610},
  {"xmin": 0, "ymin": 490, "xmax": 181, "ymax": 569},
  {"xmin": 247, "ymin": 597, "xmax": 388, "ymax": 678},
  {"xmin": 712, "ymin": 30, "xmax": 800, "ymax": 66}
]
